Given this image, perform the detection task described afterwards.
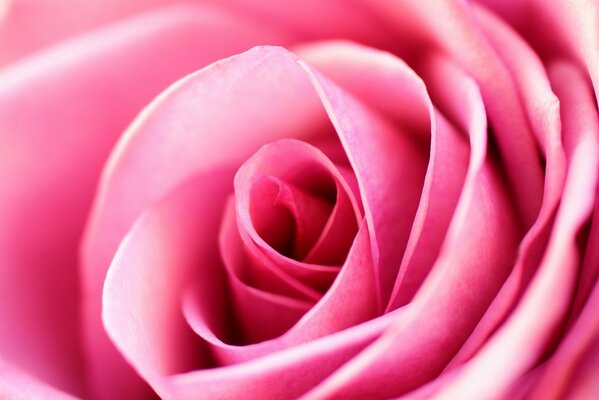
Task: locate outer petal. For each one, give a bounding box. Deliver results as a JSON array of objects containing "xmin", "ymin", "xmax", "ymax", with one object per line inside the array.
[
  {"xmin": 103, "ymin": 168, "xmax": 235, "ymax": 383},
  {"xmin": 0, "ymin": 4, "xmax": 287, "ymax": 398},
  {"xmin": 445, "ymin": 3, "xmax": 566, "ymax": 367},
  {"xmin": 83, "ymin": 45, "xmax": 332, "ymax": 398},
  {"xmin": 0, "ymin": 0, "xmax": 393, "ymax": 68},
  {"xmin": 432, "ymin": 61, "xmax": 599, "ymax": 399},
  {"xmin": 528, "ymin": 277, "xmax": 599, "ymax": 399},
  {"xmin": 0, "ymin": 0, "xmax": 181, "ymax": 66},
  {"xmin": 302, "ymin": 47, "xmax": 520, "ymax": 398},
  {"xmin": 364, "ymin": 0, "xmax": 545, "ymax": 227},
  {"xmin": 297, "ymin": 42, "xmax": 430, "ymax": 306},
  {"xmin": 295, "ymin": 42, "xmax": 469, "ymax": 308},
  {"xmin": 0, "ymin": 359, "xmax": 79, "ymax": 400}
]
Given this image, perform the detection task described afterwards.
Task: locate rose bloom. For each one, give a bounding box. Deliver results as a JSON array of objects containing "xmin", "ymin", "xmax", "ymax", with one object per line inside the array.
[{"xmin": 1, "ymin": 0, "xmax": 598, "ymax": 399}]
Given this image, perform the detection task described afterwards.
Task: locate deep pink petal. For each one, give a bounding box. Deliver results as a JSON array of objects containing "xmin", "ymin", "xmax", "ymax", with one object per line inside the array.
[
  {"xmin": 185, "ymin": 220, "xmax": 377, "ymax": 364},
  {"xmin": 219, "ymin": 196, "xmax": 316, "ymax": 343},
  {"xmin": 233, "ymin": 139, "xmax": 360, "ymax": 295}
]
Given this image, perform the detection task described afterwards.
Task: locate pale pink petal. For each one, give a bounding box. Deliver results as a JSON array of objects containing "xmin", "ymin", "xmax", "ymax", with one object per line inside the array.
[
  {"xmin": 104, "ymin": 167, "xmax": 395, "ymax": 397},
  {"xmin": 1, "ymin": 3, "xmax": 286, "ymax": 398},
  {"xmin": 304, "ymin": 147, "xmax": 519, "ymax": 399},
  {"xmin": 82, "ymin": 46, "xmax": 334, "ymax": 397},
  {"xmin": 388, "ymin": 54, "xmax": 471, "ymax": 307},
  {"xmin": 0, "ymin": 0, "xmax": 390, "ymax": 68},
  {"xmin": 302, "ymin": 52, "xmax": 521, "ymax": 400},
  {"xmin": 185, "ymin": 220, "xmax": 377, "ymax": 364},
  {"xmin": 208, "ymin": 0, "xmax": 393, "ymax": 48},
  {"xmin": 103, "ymin": 169, "xmax": 234, "ymax": 377},
  {"xmin": 476, "ymin": 0, "xmax": 599, "ymax": 103},
  {"xmin": 569, "ymin": 185, "xmax": 599, "ymax": 319},
  {"xmin": 295, "ymin": 42, "xmax": 470, "ymax": 309},
  {"xmin": 432, "ymin": 61, "xmax": 599, "ymax": 399},
  {"xmin": 298, "ymin": 45, "xmax": 430, "ymax": 306},
  {"xmin": 97, "ymin": 44, "xmax": 430, "ymax": 399},
  {"xmin": 0, "ymin": 359, "xmax": 79, "ymax": 400},
  {"xmin": 185, "ymin": 141, "xmax": 377, "ymax": 356},
  {"xmin": 0, "ymin": 0, "xmax": 176, "ymax": 66},
  {"xmin": 168, "ymin": 310, "xmax": 398, "ymax": 400}
]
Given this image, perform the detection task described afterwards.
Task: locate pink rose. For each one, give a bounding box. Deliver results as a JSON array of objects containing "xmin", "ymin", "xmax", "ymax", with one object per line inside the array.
[{"xmin": 1, "ymin": 1, "xmax": 598, "ymax": 399}]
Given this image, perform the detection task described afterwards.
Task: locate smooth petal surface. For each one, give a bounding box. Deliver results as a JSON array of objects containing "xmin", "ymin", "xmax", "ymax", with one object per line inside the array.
[
  {"xmin": 364, "ymin": 0, "xmax": 545, "ymax": 227},
  {"xmin": 0, "ymin": 0, "xmax": 177, "ymax": 66},
  {"xmin": 295, "ymin": 42, "xmax": 469, "ymax": 309},
  {"xmin": 529, "ymin": 277, "xmax": 599, "ymax": 400},
  {"xmin": 302, "ymin": 60, "xmax": 520, "ymax": 398},
  {"xmin": 0, "ymin": 359, "xmax": 78, "ymax": 400},
  {"xmin": 445, "ymin": 3, "xmax": 566, "ymax": 367},
  {"xmin": 85, "ymin": 46, "xmax": 331, "ymax": 398},
  {"xmin": 103, "ymin": 168, "xmax": 235, "ymax": 384},
  {"xmin": 0, "ymin": 4, "xmax": 287, "ymax": 398},
  {"xmin": 298, "ymin": 43, "xmax": 430, "ymax": 306},
  {"xmin": 97, "ymin": 44, "xmax": 436, "ymax": 399},
  {"xmin": 432, "ymin": 61, "xmax": 599, "ymax": 399},
  {"xmin": 219, "ymin": 197, "xmax": 317, "ymax": 344}
]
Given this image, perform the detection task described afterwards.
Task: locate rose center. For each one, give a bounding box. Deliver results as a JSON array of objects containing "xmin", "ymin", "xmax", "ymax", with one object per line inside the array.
[{"xmin": 249, "ymin": 172, "xmax": 337, "ymax": 262}]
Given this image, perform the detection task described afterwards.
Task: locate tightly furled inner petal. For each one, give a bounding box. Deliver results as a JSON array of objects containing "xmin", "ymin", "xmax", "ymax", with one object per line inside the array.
[
  {"xmin": 220, "ymin": 138, "xmax": 362, "ymax": 343},
  {"xmin": 249, "ymin": 174, "xmax": 334, "ymax": 261}
]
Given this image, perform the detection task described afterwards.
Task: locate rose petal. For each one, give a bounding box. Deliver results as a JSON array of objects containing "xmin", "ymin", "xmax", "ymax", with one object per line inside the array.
[
  {"xmin": 0, "ymin": 358, "xmax": 79, "ymax": 400},
  {"xmin": 233, "ymin": 139, "xmax": 360, "ymax": 294},
  {"xmin": 302, "ymin": 43, "xmax": 522, "ymax": 400},
  {"xmin": 431, "ymin": 61, "xmax": 599, "ymax": 399},
  {"xmin": 527, "ymin": 276, "xmax": 599, "ymax": 399},
  {"xmin": 569, "ymin": 185, "xmax": 599, "ymax": 319},
  {"xmin": 295, "ymin": 42, "xmax": 469, "ymax": 308},
  {"xmin": 298, "ymin": 45, "xmax": 430, "ymax": 307},
  {"xmin": 82, "ymin": 45, "xmax": 337, "ymax": 398},
  {"xmin": 364, "ymin": 0, "xmax": 545, "ymax": 227},
  {"xmin": 208, "ymin": 0, "xmax": 393, "ymax": 48},
  {"xmin": 219, "ymin": 196, "xmax": 317, "ymax": 343},
  {"xmin": 104, "ymin": 169, "xmax": 394, "ymax": 397},
  {"xmin": 186, "ymin": 218, "xmax": 377, "ymax": 362},
  {"xmin": 1, "ymin": 3, "xmax": 285, "ymax": 397},
  {"xmin": 103, "ymin": 168, "xmax": 235, "ymax": 377},
  {"xmin": 0, "ymin": 0, "xmax": 174, "ymax": 66},
  {"xmin": 446, "ymin": 4, "xmax": 567, "ymax": 367},
  {"xmin": 304, "ymin": 132, "xmax": 519, "ymax": 400},
  {"xmin": 97, "ymin": 44, "xmax": 430, "ymax": 399},
  {"xmin": 170, "ymin": 310, "xmax": 398, "ymax": 400}
]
